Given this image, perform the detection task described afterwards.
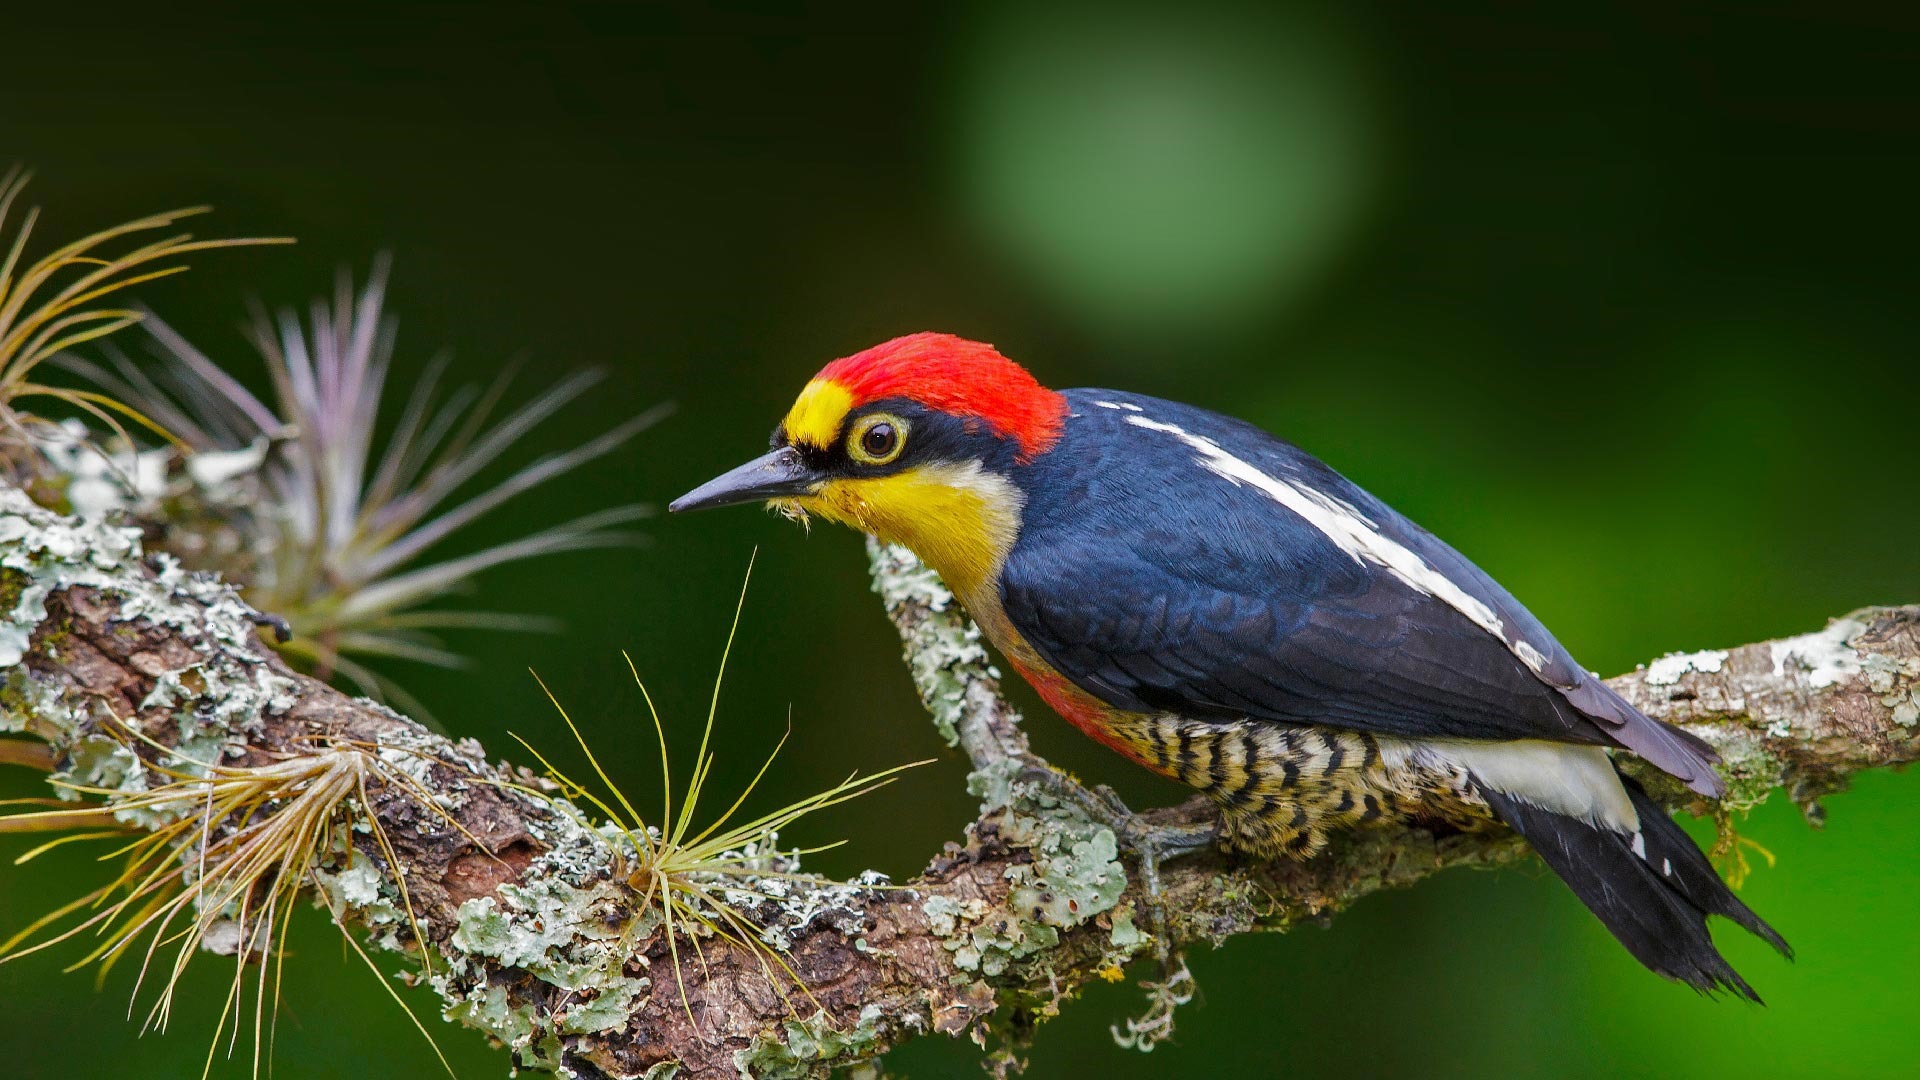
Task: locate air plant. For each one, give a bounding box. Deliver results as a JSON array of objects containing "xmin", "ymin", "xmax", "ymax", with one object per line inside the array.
[
  {"xmin": 504, "ymin": 560, "xmax": 929, "ymax": 1021},
  {"xmin": 0, "ymin": 165, "xmax": 288, "ymax": 465},
  {"xmin": 62, "ymin": 256, "xmax": 669, "ymax": 711},
  {"xmin": 0, "ymin": 723, "xmax": 464, "ymax": 1080}
]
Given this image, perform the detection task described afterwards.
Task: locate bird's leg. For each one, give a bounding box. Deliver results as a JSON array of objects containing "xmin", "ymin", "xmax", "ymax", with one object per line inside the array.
[{"xmin": 1013, "ymin": 763, "xmax": 1216, "ymax": 960}]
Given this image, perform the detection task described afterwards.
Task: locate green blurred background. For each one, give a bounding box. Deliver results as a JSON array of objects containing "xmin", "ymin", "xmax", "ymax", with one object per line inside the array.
[{"xmin": 3, "ymin": 1, "xmax": 1916, "ymax": 1076}]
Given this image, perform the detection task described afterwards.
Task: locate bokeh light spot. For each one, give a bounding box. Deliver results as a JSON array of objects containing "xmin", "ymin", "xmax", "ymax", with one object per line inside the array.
[{"xmin": 952, "ymin": 2, "xmax": 1378, "ymax": 345}]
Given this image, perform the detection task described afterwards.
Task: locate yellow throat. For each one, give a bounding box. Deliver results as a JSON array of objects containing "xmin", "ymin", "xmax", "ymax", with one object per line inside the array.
[{"xmin": 790, "ymin": 460, "xmax": 1024, "ymax": 602}]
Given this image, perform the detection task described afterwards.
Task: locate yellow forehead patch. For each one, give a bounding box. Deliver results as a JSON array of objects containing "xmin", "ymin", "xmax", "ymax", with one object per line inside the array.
[{"xmin": 782, "ymin": 379, "xmax": 856, "ymax": 450}]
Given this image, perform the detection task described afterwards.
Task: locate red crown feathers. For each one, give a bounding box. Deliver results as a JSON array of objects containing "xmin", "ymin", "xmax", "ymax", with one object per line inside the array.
[{"xmin": 814, "ymin": 332, "xmax": 1067, "ymax": 460}]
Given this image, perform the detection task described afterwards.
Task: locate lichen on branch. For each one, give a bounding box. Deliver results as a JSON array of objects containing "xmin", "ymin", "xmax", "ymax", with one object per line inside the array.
[{"xmin": 2, "ymin": 490, "xmax": 1917, "ymax": 1079}]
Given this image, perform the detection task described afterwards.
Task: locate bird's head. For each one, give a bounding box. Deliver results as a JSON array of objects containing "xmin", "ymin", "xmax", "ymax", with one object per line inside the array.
[{"xmin": 670, "ymin": 332, "xmax": 1067, "ymax": 598}]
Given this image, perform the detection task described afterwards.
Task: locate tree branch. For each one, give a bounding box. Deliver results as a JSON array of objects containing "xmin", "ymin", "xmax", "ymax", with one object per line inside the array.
[{"xmin": 2, "ymin": 486, "xmax": 1915, "ymax": 1078}]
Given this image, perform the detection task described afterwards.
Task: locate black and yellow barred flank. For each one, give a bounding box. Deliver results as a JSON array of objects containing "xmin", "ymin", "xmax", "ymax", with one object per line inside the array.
[{"xmin": 1125, "ymin": 716, "xmax": 1469, "ymax": 857}]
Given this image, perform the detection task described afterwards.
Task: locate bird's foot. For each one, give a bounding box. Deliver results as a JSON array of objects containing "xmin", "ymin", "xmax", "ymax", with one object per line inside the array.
[{"xmin": 1013, "ymin": 763, "xmax": 1217, "ymax": 960}]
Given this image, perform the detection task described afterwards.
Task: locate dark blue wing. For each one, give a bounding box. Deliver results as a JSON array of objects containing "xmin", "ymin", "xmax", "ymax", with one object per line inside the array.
[{"xmin": 1001, "ymin": 390, "xmax": 1721, "ymax": 794}]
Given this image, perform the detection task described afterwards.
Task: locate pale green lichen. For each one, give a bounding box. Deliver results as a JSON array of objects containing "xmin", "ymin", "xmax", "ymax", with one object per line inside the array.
[
  {"xmin": 312, "ymin": 846, "xmax": 411, "ymax": 931},
  {"xmin": 0, "ymin": 493, "xmax": 144, "ymax": 667},
  {"xmin": 557, "ymin": 977, "xmax": 652, "ymax": 1035},
  {"xmin": 717, "ymin": 845, "xmax": 895, "ymax": 950},
  {"xmin": 1859, "ymin": 650, "xmax": 1920, "ymax": 728},
  {"xmin": 1768, "ymin": 617, "xmax": 1868, "ymax": 690},
  {"xmin": 1643, "ymin": 647, "xmax": 1729, "ymax": 686},
  {"xmin": 0, "ymin": 488, "xmax": 293, "ymax": 812},
  {"xmin": 1705, "ymin": 725, "xmax": 1787, "ymax": 812},
  {"xmin": 921, "ymin": 724, "xmax": 1131, "ymax": 978},
  {"xmin": 441, "ymin": 981, "xmax": 560, "ymax": 1068},
  {"xmin": 1003, "ymin": 823, "xmax": 1124, "ymax": 942},
  {"xmin": 931, "ymin": 795, "xmax": 1127, "ymax": 985},
  {"xmin": 1108, "ymin": 911, "xmax": 1146, "ymax": 950},
  {"xmin": 931, "ymin": 763, "xmax": 1133, "ymax": 987},
  {"xmin": 450, "ymin": 873, "xmax": 638, "ymax": 991},
  {"xmin": 59, "ymin": 733, "xmax": 169, "ymax": 826},
  {"xmin": 732, "ymin": 1005, "xmax": 886, "ymax": 1080}
]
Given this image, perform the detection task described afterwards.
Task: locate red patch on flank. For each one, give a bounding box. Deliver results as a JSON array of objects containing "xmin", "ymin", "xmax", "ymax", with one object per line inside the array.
[
  {"xmin": 1005, "ymin": 655, "xmax": 1174, "ymax": 779},
  {"xmin": 814, "ymin": 332, "xmax": 1068, "ymax": 460}
]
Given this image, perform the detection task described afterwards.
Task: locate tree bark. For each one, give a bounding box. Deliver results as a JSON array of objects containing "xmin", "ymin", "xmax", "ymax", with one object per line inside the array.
[{"xmin": 2, "ymin": 486, "xmax": 1915, "ymax": 1079}]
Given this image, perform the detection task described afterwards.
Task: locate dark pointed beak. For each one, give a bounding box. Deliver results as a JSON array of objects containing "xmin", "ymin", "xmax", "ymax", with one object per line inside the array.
[{"xmin": 669, "ymin": 446, "xmax": 825, "ymax": 514}]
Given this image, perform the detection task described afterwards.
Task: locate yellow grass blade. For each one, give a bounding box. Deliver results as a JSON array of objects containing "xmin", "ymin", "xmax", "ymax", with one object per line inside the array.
[
  {"xmin": 672, "ymin": 549, "xmax": 757, "ymax": 848},
  {"xmin": 0, "ymin": 172, "xmax": 292, "ymax": 451},
  {"xmin": 0, "ymin": 739, "xmax": 55, "ymax": 770},
  {"xmin": 624, "ymin": 650, "xmax": 672, "ymax": 863},
  {"xmin": 680, "ymin": 722, "xmax": 792, "ymax": 851},
  {"xmin": 531, "ymin": 669, "xmax": 649, "ymax": 837},
  {"xmin": 17, "ymin": 384, "xmax": 187, "ymax": 448},
  {"xmin": 358, "ymin": 768, "xmax": 435, "ymax": 978},
  {"xmin": 332, "ymin": 905, "xmax": 458, "ymax": 1079},
  {"xmin": 0, "ymin": 736, "xmax": 459, "ymax": 1079},
  {"xmin": 12, "ymin": 829, "xmax": 125, "ymax": 864},
  {"xmin": 0, "ymin": 885, "xmax": 111, "ymax": 958},
  {"xmin": 0, "ymin": 807, "xmax": 122, "ymax": 832}
]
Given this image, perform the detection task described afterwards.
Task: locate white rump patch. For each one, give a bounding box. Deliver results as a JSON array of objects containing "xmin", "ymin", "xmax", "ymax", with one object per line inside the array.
[
  {"xmin": 1421, "ymin": 738, "xmax": 1639, "ymax": 833},
  {"xmin": 1124, "ymin": 413, "xmax": 1551, "ymax": 673}
]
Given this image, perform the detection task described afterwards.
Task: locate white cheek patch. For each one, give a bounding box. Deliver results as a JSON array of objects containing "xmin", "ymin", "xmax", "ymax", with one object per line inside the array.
[{"xmin": 1124, "ymin": 413, "xmax": 1551, "ymax": 675}]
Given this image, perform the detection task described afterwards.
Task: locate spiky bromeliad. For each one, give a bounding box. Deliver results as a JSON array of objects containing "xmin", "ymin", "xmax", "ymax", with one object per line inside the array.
[{"xmin": 670, "ymin": 332, "xmax": 1789, "ymax": 999}]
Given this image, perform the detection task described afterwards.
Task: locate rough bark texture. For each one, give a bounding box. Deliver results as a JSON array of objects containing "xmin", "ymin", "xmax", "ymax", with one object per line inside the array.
[{"xmin": 2, "ymin": 487, "xmax": 1916, "ymax": 1079}]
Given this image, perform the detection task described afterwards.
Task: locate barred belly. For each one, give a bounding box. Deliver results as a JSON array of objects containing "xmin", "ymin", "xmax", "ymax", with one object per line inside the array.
[{"xmin": 1125, "ymin": 713, "xmax": 1498, "ymax": 858}]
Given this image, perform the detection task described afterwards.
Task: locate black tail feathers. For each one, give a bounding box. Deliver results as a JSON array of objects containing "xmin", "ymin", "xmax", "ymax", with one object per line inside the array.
[{"xmin": 1480, "ymin": 772, "xmax": 1790, "ymax": 1001}]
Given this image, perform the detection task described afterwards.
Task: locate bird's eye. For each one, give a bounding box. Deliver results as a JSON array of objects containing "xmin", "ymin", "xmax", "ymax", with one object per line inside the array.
[
  {"xmin": 848, "ymin": 413, "xmax": 907, "ymax": 465},
  {"xmin": 862, "ymin": 422, "xmax": 896, "ymax": 457}
]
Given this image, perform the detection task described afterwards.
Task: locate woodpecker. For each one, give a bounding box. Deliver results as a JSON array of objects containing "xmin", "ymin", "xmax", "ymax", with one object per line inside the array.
[{"xmin": 671, "ymin": 332, "xmax": 1788, "ymax": 998}]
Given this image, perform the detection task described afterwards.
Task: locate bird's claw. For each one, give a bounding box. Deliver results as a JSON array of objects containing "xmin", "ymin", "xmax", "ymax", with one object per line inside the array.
[
  {"xmin": 1013, "ymin": 763, "xmax": 1218, "ymax": 961},
  {"xmin": 248, "ymin": 611, "xmax": 293, "ymax": 644}
]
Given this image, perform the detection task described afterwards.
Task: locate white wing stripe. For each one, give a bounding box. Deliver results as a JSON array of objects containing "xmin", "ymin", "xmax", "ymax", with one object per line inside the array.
[{"xmin": 1124, "ymin": 413, "xmax": 1550, "ymax": 673}]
